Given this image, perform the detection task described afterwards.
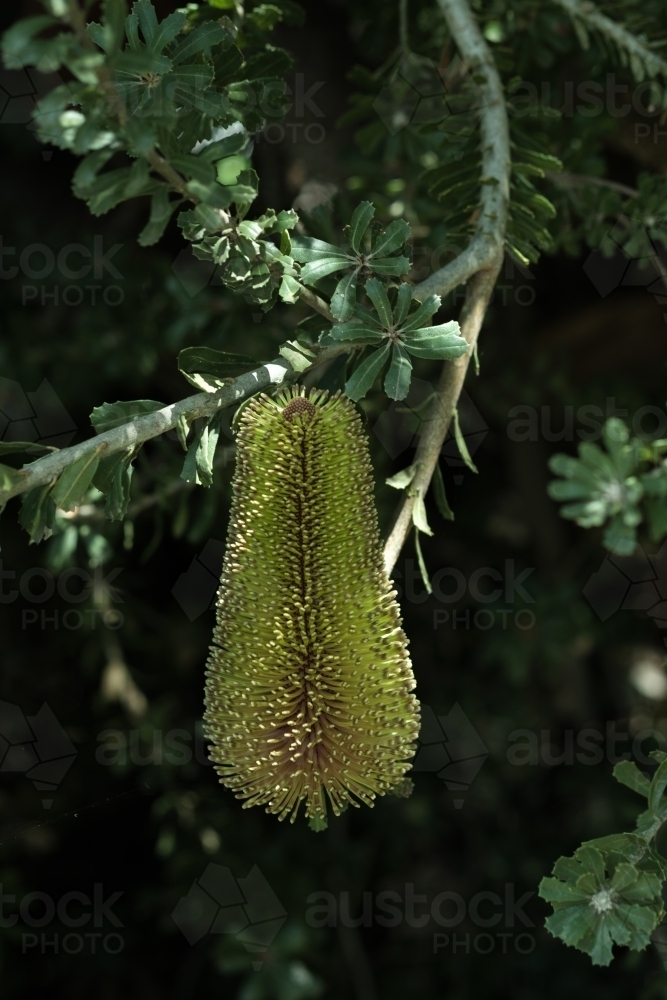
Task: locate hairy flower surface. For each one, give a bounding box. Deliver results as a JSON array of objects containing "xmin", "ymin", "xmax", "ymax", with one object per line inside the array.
[{"xmin": 204, "ymin": 386, "xmax": 420, "ymax": 824}]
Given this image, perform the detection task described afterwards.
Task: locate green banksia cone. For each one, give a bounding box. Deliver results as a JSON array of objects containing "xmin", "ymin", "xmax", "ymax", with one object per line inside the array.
[{"xmin": 204, "ymin": 386, "xmax": 420, "ymax": 824}]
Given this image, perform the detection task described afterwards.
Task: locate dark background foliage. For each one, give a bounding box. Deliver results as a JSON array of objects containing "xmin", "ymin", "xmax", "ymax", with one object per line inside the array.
[{"xmin": 1, "ymin": 1, "xmax": 667, "ymax": 997}]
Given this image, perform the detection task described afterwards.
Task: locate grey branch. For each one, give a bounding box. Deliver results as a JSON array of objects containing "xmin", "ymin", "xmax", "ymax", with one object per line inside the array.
[
  {"xmin": 412, "ymin": 0, "xmax": 510, "ymax": 302},
  {"xmin": 0, "ymin": 349, "xmax": 345, "ymax": 505},
  {"xmin": 383, "ymin": 0, "xmax": 510, "ymax": 572},
  {"xmin": 552, "ymin": 0, "xmax": 667, "ymax": 79}
]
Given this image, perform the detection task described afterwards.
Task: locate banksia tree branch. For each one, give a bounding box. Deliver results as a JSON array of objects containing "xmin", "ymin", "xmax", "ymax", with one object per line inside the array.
[
  {"xmin": 383, "ymin": 0, "xmax": 510, "ymax": 572},
  {"xmin": 0, "ymin": 350, "xmax": 346, "ymax": 506},
  {"xmin": 383, "ymin": 265, "xmax": 500, "ymax": 572}
]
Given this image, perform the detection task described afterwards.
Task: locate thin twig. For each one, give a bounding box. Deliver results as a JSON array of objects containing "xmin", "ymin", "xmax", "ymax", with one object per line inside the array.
[
  {"xmin": 412, "ymin": 0, "xmax": 510, "ymax": 303},
  {"xmin": 297, "ymin": 283, "xmax": 335, "ymax": 322},
  {"xmin": 383, "ymin": 0, "xmax": 510, "ymax": 572}
]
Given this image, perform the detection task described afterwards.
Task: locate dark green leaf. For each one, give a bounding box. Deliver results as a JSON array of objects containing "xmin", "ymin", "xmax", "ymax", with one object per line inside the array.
[
  {"xmin": 52, "ymin": 451, "xmax": 102, "ymax": 512},
  {"xmin": 171, "ymin": 21, "xmax": 232, "ymax": 66},
  {"xmin": 344, "ymin": 343, "xmax": 390, "ymax": 401},
  {"xmin": 0, "ymin": 441, "xmax": 56, "ymax": 456},
  {"xmin": 90, "ymin": 400, "xmax": 165, "ymax": 434},
  {"xmin": 402, "ymin": 323, "xmax": 468, "ymax": 360},
  {"xmin": 138, "ymin": 188, "xmax": 175, "ymax": 246},
  {"xmin": 365, "ymin": 277, "xmax": 393, "ymax": 329},
  {"xmin": 369, "ymin": 219, "xmax": 411, "ymax": 258},
  {"xmin": 19, "ymin": 483, "xmax": 56, "ymax": 544},
  {"xmin": 349, "ymin": 200, "xmax": 375, "ymax": 253},
  {"xmin": 330, "ymin": 271, "xmax": 358, "ymax": 321},
  {"xmin": 178, "ymin": 347, "xmax": 257, "ymax": 380},
  {"xmin": 384, "ymin": 343, "xmax": 412, "ymax": 401}
]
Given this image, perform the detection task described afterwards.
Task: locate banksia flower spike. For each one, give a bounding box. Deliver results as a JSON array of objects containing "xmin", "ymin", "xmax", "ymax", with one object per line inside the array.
[{"xmin": 204, "ymin": 386, "xmax": 420, "ymax": 825}]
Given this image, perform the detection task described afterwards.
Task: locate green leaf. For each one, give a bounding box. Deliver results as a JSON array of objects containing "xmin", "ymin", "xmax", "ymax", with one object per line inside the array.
[
  {"xmin": 300, "ymin": 258, "xmax": 351, "ymax": 284},
  {"xmin": 330, "ymin": 271, "xmax": 358, "ymax": 321},
  {"xmin": 369, "ymin": 219, "xmax": 411, "ymax": 258},
  {"xmin": 433, "ymin": 463, "xmax": 454, "ymax": 520},
  {"xmin": 365, "ymin": 277, "xmax": 393, "ymax": 329},
  {"xmin": 0, "ymin": 442, "xmax": 56, "ymax": 456},
  {"xmin": 344, "ymin": 343, "xmax": 391, "ymax": 401},
  {"xmin": 399, "ymin": 295, "xmax": 442, "ymax": 334},
  {"xmin": 148, "ymin": 10, "xmax": 185, "ymax": 52},
  {"xmin": 291, "ymin": 237, "xmax": 349, "ymax": 263},
  {"xmin": 348, "ymin": 200, "xmax": 375, "ymax": 253},
  {"xmin": 324, "ymin": 317, "xmax": 383, "ymax": 343},
  {"xmin": 452, "ymin": 407, "xmax": 479, "ymax": 473},
  {"xmin": 367, "ymin": 256, "xmax": 410, "ymax": 276},
  {"xmin": 90, "ymin": 400, "xmax": 165, "ymax": 434},
  {"xmin": 169, "ymin": 152, "xmax": 216, "ymax": 186},
  {"xmin": 18, "ymin": 483, "xmax": 56, "ymax": 544},
  {"xmin": 393, "ymin": 283, "xmax": 413, "ymax": 327},
  {"xmin": 178, "ymin": 347, "xmax": 260, "ymax": 391},
  {"xmin": 138, "ymin": 188, "xmax": 175, "ymax": 246},
  {"xmin": 412, "ymin": 495, "xmax": 433, "ymax": 536},
  {"xmin": 104, "ymin": 453, "xmax": 134, "ymax": 519},
  {"xmin": 386, "ymin": 464, "xmax": 418, "ymax": 489},
  {"xmin": 402, "ymin": 323, "xmax": 468, "ymax": 360},
  {"xmin": 649, "ymin": 758, "xmax": 667, "ymax": 814},
  {"xmin": 384, "ymin": 343, "xmax": 412, "ymax": 401},
  {"xmin": 51, "ymin": 451, "xmax": 102, "ymax": 512},
  {"xmin": 414, "ymin": 528, "xmax": 433, "ymax": 595},
  {"xmin": 613, "ymin": 761, "xmax": 651, "ymax": 799},
  {"xmin": 181, "ymin": 413, "xmax": 223, "ymax": 487},
  {"xmin": 279, "ymin": 340, "xmax": 315, "ymax": 373},
  {"xmin": 133, "ymin": 0, "xmax": 159, "ymax": 45},
  {"xmin": 93, "ymin": 451, "xmax": 127, "ymax": 495}
]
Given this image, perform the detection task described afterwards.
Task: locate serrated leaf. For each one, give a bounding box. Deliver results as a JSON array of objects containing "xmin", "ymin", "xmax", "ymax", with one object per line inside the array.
[
  {"xmin": 403, "ymin": 323, "xmax": 468, "ymax": 360},
  {"xmin": 181, "ymin": 412, "xmax": 223, "ymax": 487},
  {"xmin": 51, "ymin": 450, "xmax": 102, "ymax": 512},
  {"xmin": 369, "ymin": 219, "xmax": 410, "ymax": 258},
  {"xmin": 614, "ymin": 761, "xmax": 651, "ymax": 799},
  {"xmin": 91, "ymin": 399, "xmax": 165, "ymax": 434},
  {"xmin": 349, "ymin": 200, "xmax": 375, "ymax": 253},
  {"xmin": 138, "ymin": 187, "xmax": 175, "ymax": 246},
  {"xmin": 170, "ymin": 19, "xmax": 226, "ymax": 63},
  {"xmin": 18, "ymin": 483, "xmax": 56, "ymax": 544}
]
